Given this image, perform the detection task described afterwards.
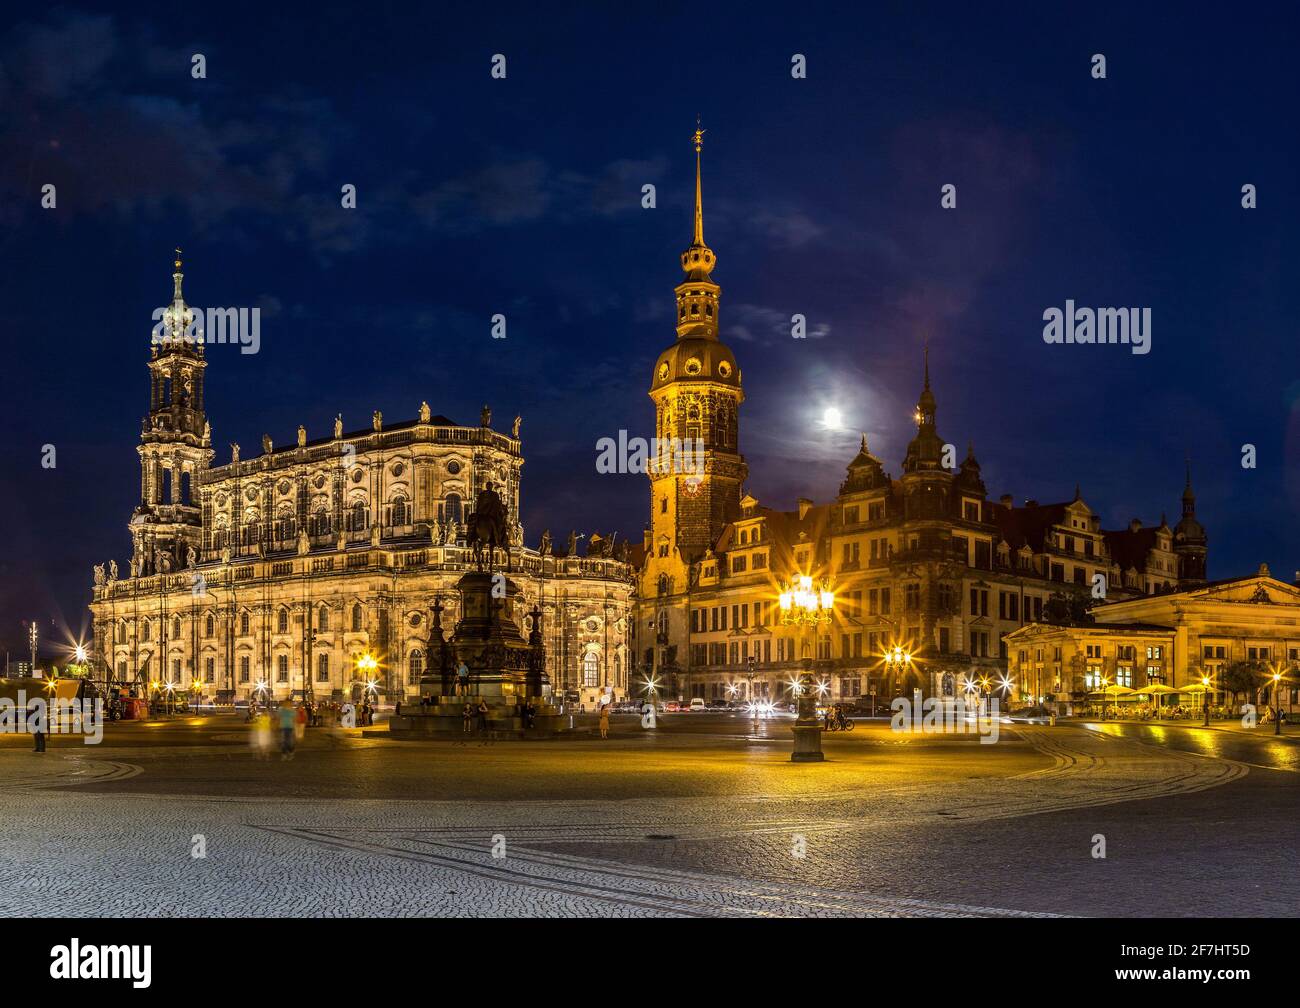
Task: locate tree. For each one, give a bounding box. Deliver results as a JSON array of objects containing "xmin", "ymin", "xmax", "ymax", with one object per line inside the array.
[
  {"xmin": 1044, "ymin": 590, "xmax": 1094, "ymax": 626},
  {"xmin": 1220, "ymin": 660, "xmax": 1267, "ymax": 709}
]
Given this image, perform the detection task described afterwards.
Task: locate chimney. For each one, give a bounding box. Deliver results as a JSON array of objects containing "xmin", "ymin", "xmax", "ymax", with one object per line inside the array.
[
  {"xmin": 1129, "ymin": 518, "xmax": 1142, "ymax": 533},
  {"xmin": 1000, "ymin": 494, "xmax": 1013, "ymax": 508},
  {"xmin": 797, "ymin": 497, "xmax": 813, "ymax": 520}
]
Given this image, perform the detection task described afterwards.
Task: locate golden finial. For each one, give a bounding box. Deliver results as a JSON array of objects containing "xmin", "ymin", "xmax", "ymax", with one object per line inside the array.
[
  {"xmin": 692, "ymin": 117, "xmax": 706, "ymax": 246},
  {"xmin": 692, "ymin": 114, "xmax": 705, "ymax": 153},
  {"xmin": 174, "ymin": 247, "xmax": 183, "ymax": 271}
]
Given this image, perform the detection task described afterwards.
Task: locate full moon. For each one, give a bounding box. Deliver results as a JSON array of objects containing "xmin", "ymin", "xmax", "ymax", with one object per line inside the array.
[{"xmin": 822, "ymin": 407, "xmax": 842, "ymax": 430}]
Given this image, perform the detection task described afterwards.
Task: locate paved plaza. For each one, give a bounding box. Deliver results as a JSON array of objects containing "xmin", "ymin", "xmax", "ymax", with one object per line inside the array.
[{"xmin": 0, "ymin": 713, "xmax": 1295, "ymax": 917}]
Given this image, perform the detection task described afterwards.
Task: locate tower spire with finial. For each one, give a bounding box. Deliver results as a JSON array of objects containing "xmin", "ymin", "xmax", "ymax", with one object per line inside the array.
[
  {"xmin": 674, "ymin": 119, "xmax": 720, "ymax": 337},
  {"xmin": 172, "ymin": 247, "xmax": 184, "ymax": 302},
  {"xmin": 692, "ymin": 115, "xmax": 706, "ymax": 247}
]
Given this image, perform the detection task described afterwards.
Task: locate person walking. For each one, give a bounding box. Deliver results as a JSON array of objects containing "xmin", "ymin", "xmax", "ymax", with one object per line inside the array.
[
  {"xmin": 278, "ymin": 700, "xmax": 297, "ymax": 760},
  {"xmin": 460, "ymin": 702, "xmax": 473, "ymax": 744},
  {"xmin": 29, "ymin": 701, "xmax": 46, "ymax": 753},
  {"xmin": 476, "ymin": 698, "xmax": 490, "ymax": 745},
  {"xmin": 599, "ymin": 698, "xmax": 610, "ymax": 740},
  {"xmin": 295, "ymin": 701, "xmax": 307, "ymax": 744}
]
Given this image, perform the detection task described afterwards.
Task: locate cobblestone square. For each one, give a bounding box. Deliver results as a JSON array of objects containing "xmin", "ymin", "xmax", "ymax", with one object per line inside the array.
[{"xmin": 0, "ymin": 713, "xmax": 1293, "ymax": 917}]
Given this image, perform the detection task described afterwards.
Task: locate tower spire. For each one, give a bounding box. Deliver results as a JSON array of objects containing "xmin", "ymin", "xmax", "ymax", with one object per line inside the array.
[
  {"xmin": 172, "ymin": 247, "xmax": 184, "ymax": 302},
  {"xmin": 692, "ymin": 116, "xmax": 706, "ymax": 246},
  {"xmin": 674, "ymin": 120, "xmax": 720, "ymax": 336}
]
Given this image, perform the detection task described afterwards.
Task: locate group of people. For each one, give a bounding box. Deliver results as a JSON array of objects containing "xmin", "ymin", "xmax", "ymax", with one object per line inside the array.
[{"xmin": 457, "ymin": 700, "xmax": 492, "ymax": 745}]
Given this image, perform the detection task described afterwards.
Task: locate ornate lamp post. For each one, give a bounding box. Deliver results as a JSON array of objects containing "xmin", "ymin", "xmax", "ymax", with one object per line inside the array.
[
  {"xmin": 1201, "ymin": 674, "xmax": 1212, "ymax": 726},
  {"xmin": 779, "ymin": 575, "xmax": 833, "ymax": 763},
  {"xmin": 882, "ymin": 643, "xmax": 913, "ymax": 712},
  {"xmin": 1272, "ymin": 670, "xmax": 1283, "ymax": 735}
]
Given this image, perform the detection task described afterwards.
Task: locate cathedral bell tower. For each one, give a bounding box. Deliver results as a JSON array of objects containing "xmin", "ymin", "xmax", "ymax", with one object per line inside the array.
[
  {"xmin": 129, "ymin": 250, "xmax": 213, "ymax": 575},
  {"xmin": 645, "ymin": 124, "xmax": 747, "ymax": 576}
]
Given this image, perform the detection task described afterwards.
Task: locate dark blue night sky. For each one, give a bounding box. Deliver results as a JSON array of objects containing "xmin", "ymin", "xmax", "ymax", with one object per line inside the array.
[{"xmin": 2, "ymin": 2, "xmax": 1297, "ymax": 657}]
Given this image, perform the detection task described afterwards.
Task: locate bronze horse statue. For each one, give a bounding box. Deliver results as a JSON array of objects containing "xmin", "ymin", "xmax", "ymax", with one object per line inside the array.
[{"xmin": 466, "ymin": 484, "xmax": 511, "ymax": 571}]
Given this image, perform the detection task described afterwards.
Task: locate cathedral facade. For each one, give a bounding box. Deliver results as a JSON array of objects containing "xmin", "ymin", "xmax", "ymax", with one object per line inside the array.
[
  {"xmin": 631, "ymin": 138, "xmax": 1211, "ymax": 706},
  {"xmin": 89, "ymin": 255, "xmax": 634, "ymax": 705}
]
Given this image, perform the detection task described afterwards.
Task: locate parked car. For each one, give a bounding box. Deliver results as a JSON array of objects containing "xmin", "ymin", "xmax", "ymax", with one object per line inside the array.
[{"xmin": 689, "ymin": 697, "xmax": 707, "ymax": 711}]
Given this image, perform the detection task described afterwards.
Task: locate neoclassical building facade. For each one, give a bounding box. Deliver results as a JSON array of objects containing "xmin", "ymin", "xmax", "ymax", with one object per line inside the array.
[
  {"xmin": 89, "ymin": 255, "xmax": 633, "ymax": 704},
  {"xmin": 631, "ymin": 138, "xmax": 1212, "ymax": 705}
]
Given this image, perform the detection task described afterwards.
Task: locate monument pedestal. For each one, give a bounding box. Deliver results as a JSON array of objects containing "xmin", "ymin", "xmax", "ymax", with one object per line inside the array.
[{"xmin": 389, "ymin": 569, "xmax": 585, "ymax": 739}]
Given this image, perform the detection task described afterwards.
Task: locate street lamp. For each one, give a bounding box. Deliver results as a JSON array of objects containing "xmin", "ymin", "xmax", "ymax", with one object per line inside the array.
[
  {"xmin": 1272, "ymin": 671, "xmax": 1283, "ymax": 735},
  {"xmin": 882, "ymin": 644, "xmax": 912, "ymax": 708},
  {"xmin": 778, "ymin": 575, "xmax": 833, "ymax": 763},
  {"xmin": 1202, "ymin": 674, "xmax": 1212, "ymax": 726},
  {"xmin": 355, "ymin": 652, "xmax": 378, "ymax": 702}
]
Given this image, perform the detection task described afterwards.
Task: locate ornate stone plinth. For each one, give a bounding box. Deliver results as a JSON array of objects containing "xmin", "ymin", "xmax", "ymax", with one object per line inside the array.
[{"xmin": 389, "ymin": 567, "xmax": 576, "ymax": 739}]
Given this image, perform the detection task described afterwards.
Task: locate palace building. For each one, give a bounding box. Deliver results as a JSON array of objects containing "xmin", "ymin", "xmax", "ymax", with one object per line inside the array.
[
  {"xmin": 1007, "ymin": 565, "xmax": 1300, "ymax": 711},
  {"xmin": 631, "ymin": 135, "xmax": 1214, "ymax": 706},
  {"xmin": 89, "ymin": 254, "xmax": 634, "ymax": 705}
]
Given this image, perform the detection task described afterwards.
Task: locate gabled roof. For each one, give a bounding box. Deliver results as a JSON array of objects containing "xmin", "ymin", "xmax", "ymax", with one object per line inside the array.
[
  {"xmin": 1103, "ymin": 526, "xmax": 1158, "ymax": 571},
  {"xmin": 993, "ymin": 501, "xmax": 1070, "ymax": 551}
]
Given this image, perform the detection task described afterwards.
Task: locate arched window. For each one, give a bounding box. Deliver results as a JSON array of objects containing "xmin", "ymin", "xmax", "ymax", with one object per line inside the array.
[
  {"xmin": 408, "ymin": 650, "xmax": 423, "ymax": 685},
  {"xmin": 276, "ymin": 505, "xmax": 295, "ymax": 541},
  {"xmin": 352, "ymin": 604, "xmax": 362, "ymax": 632},
  {"xmin": 311, "ymin": 508, "xmax": 329, "ymax": 536},
  {"xmin": 277, "ymin": 608, "xmax": 289, "ymax": 634},
  {"xmin": 205, "ymin": 614, "xmax": 214, "ymax": 638},
  {"xmin": 172, "ymin": 617, "xmax": 181, "ymax": 640},
  {"xmin": 392, "ymin": 497, "xmax": 409, "ymax": 526},
  {"xmin": 318, "ymin": 605, "xmax": 329, "ymax": 631},
  {"xmin": 444, "ymin": 493, "xmax": 463, "ymax": 525},
  {"xmin": 142, "ymin": 619, "xmax": 151, "ymax": 642},
  {"xmin": 582, "ymin": 651, "xmax": 601, "ymax": 688},
  {"xmin": 239, "ymin": 611, "xmax": 250, "ymax": 636},
  {"xmin": 350, "ymin": 500, "xmax": 367, "ymax": 532}
]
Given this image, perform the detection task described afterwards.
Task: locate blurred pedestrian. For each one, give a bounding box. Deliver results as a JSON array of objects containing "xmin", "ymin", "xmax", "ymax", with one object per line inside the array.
[
  {"xmin": 29, "ymin": 701, "xmax": 46, "ymax": 753},
  {"xmin": 456, "ymin": 661, "xmax": 470, "ymax": 697},
  {"xmin": 278, "ymin": 700, "xmax": 296, "ymax": 760},
  {"xmin": 459, "ymin": 702, "xmax": 472, "ymax": 743},
  {"xmin": 295, "ymin": 701, "xmax": 307, "ymax": 743},
  {"xmin": 476, "ymin": 699, "xmax": 490, "ymax": 744},
  {"xmin": 599, "ymin": 698, "xmax": 610, "ymax": 740},
  {"xmin": 252, "ymin": 709, "xmax": 272, "ymax": 759}
]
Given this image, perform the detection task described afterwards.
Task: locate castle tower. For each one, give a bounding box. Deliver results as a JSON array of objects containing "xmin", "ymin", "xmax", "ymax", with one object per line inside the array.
[
  {"xmin": 129, "ymin": 250, "xmax": 213, "ymax": 574},
  {"xmin": 899, "ymin": 347, "xmax": 954, "ymax": 522},
  {"xmin": 645, "ymin": 124, "xmax": 747, "ymax": 570},
  {"xmin": 1173, "ymin": 460, "xmax": 1208, "ymax": 586}
]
